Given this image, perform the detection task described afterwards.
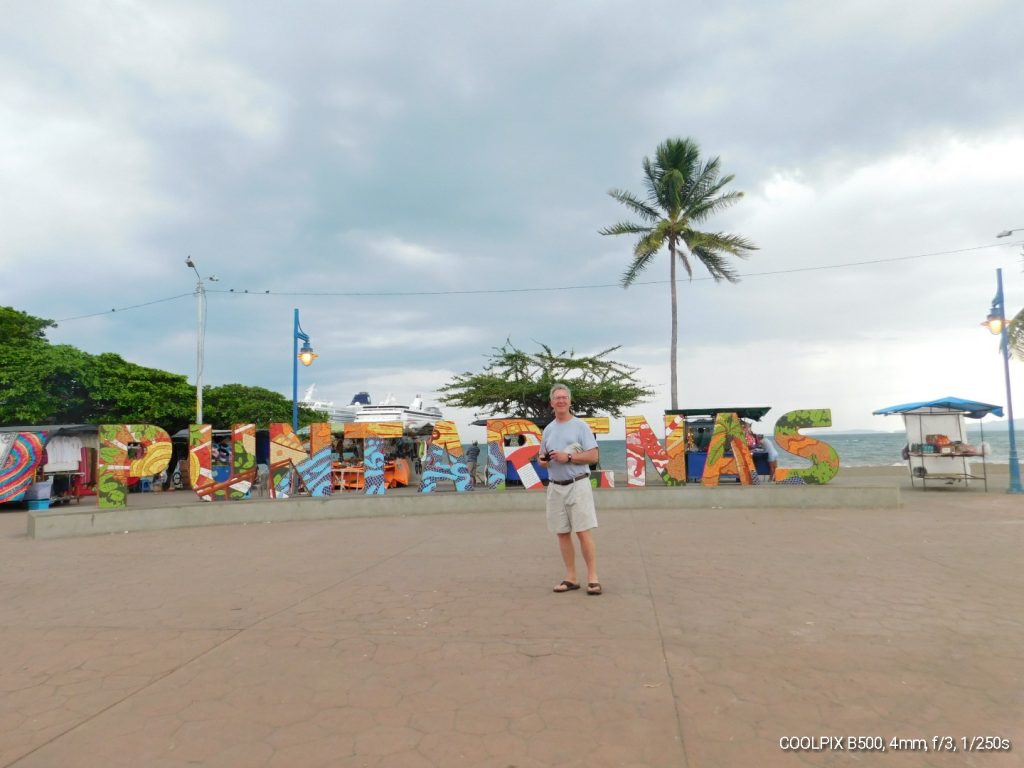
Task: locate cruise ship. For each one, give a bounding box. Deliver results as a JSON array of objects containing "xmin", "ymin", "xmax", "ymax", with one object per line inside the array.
[
  {"xmin": 301, "ymin": 387, "xmax": 443, "ymax": 429},
  {"xmin": 352, "ymin": 393, "xmax": 444, "ymax": 430}
]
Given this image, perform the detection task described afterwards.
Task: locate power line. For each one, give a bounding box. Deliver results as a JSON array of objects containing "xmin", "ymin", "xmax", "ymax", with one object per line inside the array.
[
  {"xmin": 226, "ymin": 241, "xmax": 1016, "ymax": 296},
  {"xmin": 54, "ymin": 240, "xmax": 1021, "ymax": 322},
  {"xmin": 56, "ymin": 293, "xmax": 195, "ymax": 322}
]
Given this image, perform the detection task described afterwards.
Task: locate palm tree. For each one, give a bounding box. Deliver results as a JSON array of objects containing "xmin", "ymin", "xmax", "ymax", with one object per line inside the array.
[
  {"xmin": 600, "ymin": 137, "xmax": 757, "ymax": 409},
  {"xmin": 1009, "ymin": 310, "xmax": 1024, "ymax": 360}
]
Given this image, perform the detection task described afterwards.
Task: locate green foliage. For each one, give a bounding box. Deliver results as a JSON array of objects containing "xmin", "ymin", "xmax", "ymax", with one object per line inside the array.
[
  {"xmin": 600, "ymin": 137, "xmax": 757, "ymax": 408},
  {"xmin": 0, "ymin": 306, "xmax": 56, "ymax": 344},
  {"xmin": 1008, "ymin": 309, "xmax": 1024, "ymax": 361},
  {"xmin": 0, "ymin": 305, "xmax": 324, "ymax": 431},
  {"xmin": 438, "ymin": 340, "xmax": 653, "ymax": 420},
  {"xmin": 204, "ymin": 383, "xmax": 326, "ymax": 428},
  {"xmin": 0, "ymin": 343, "xmax": 89, "ymax": 423},
  {"xmin": 82, "ymin": 353, "xmax": 194, "ymax": 429}
]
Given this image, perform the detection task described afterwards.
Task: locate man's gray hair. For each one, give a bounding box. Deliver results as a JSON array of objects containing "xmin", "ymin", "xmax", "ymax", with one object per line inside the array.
[{"xmin": 549, "ymin": 383, "xmax": 572, "ymax": 400}]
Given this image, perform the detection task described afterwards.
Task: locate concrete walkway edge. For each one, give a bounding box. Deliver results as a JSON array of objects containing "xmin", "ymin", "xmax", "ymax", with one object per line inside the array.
[{"xmin": 28, "ymin": 485, "xmax": 901, "ymax": 539}]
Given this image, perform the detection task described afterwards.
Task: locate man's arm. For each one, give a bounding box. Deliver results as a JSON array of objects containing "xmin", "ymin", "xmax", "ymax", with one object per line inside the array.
[
  {"xmin": 547, "ymin": 446, "xmax": 599, "ymax": 465},
  {"xmin": 537, "ymin": 433, "xmax": 551, "ymax": 466},
  {"xmin": 567, "ymin": 446, "xmax": 599, "ymax": 466}
]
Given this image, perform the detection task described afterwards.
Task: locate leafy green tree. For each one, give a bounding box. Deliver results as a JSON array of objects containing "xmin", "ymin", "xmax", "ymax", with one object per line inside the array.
[
  {"xmin": 0, "ymin": 306, "xmax": 56, "ymax": 343},
  {"xmin": 0, "ymin": 343, "xmax": 91, "ymax": 423},
  {"xmin": 82, "ymin": 353, "xmax": 194, "ymax": 430},
  {"xmin": 600, "ymin": 137, "xmax": 757, "ymax": 409},
  {"xmin": 438, "ymin": 340, "xmax": 653, "ymax": 421},
  {"xmin": 0, "ymin": 306, "xmax": 324, "ymax": 430},
  {"xmin": 1008, "ymin": 310, "xmax": 1024, "ymax": 360},
  {"xmin": 204, "ymin": 383, "xmax": 326, "ymax": 428}
]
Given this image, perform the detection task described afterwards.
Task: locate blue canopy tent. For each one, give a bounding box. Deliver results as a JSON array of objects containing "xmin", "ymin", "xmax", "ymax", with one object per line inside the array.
[
  {"xmin": 873, "ymin": 396, "xmax": 1000, "ymax": 490},
  {"xmin": 872, "ymin": 397, "xmax": 1003, "ymax": 420}
]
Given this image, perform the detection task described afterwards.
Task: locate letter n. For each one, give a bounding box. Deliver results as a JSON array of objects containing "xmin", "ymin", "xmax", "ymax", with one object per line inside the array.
[{"xmin": 625, "ymin": 416, "xmax": 684, "ymax": 486}]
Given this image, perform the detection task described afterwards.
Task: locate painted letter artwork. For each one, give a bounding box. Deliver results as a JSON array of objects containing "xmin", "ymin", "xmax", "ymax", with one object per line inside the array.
[{"xmin": 1, "ymin": 409, "xmax": 840, "ymax": 508}]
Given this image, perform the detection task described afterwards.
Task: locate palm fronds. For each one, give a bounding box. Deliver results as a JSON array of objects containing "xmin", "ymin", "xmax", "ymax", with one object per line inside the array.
[{"xmin": 600, "ymin": 136, "xmax": 756, "ymax": 407}]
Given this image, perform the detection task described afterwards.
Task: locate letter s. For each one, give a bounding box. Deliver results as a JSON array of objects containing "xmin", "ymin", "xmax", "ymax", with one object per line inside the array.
[{"xmin": 773, "ymin": 409, "xmax": 839, "ymax": 485}]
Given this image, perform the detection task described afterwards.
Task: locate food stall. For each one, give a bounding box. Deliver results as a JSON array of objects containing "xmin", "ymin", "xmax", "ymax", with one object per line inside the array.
[
  {"xmin": 328, "ymin": 422, "xmax": 423, "ymax": 491},
  {"xmin": 872, "ymin": 397, "xmax": 997, "ymax": 490},
  {"xmin": 664, "ymin": 407, "xmax": 773, "ymax": 482}
]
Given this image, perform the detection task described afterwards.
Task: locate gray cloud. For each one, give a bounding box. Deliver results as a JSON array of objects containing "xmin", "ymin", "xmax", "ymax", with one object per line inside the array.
[{"xmin": 3, "ymin": 0, "xmax": 1024, "ymax": 435}]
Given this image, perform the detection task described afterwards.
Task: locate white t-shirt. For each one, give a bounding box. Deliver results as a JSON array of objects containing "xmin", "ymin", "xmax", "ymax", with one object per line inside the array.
[{"xmin": 541, "ymin": 416, "xmax": 598, "ymax": 482}]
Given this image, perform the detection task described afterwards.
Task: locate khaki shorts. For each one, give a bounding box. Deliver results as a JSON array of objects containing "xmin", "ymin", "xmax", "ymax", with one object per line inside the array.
[{"xmin": 546, "ymin": 478, "xmax": 598, "ymax": 533}]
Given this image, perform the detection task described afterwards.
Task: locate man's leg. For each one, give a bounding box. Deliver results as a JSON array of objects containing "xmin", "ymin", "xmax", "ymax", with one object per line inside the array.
[
  {"xmin": 557, "ymin": 532, "xmax": 577, "ymax": 583},
  {"xmin": 576, "ymin": 529, "xmax": 598, "ymax": 585}
]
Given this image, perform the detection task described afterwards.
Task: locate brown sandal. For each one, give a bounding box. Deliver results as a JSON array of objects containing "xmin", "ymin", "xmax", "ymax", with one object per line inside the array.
[
  {"xmin": 587, "ymin": 582, "xmax": 602, "ymax": 595},
  {"xmin": 553, "ymin": 580, "xmax": 580, "ymax": 593}
]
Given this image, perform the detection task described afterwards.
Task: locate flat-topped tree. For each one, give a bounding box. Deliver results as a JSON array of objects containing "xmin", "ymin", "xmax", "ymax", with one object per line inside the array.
[{"xmin": 439, "ymin": 341, "xmax": 653, "ymax": 421}]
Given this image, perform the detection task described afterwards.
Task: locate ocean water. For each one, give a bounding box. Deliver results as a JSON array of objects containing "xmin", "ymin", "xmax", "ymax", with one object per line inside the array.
[{"xmin": 590, "ymin": 430, "xmax": 1024, "ymax": 471}]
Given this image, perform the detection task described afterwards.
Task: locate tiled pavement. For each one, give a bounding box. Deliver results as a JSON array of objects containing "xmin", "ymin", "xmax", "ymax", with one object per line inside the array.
[{"xmin": 1, "ymin": 487, "xmax": 1021, "ymax": 767}]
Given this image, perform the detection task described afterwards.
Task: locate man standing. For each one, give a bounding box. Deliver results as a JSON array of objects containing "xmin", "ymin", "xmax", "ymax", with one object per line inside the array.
[
  {"xmin": 538, "ymin": 383, "xmax": 602, "ymax": 595},
  {"xmin": 465, "ymin": 440, "xmax": 481, "ymax": 486}
]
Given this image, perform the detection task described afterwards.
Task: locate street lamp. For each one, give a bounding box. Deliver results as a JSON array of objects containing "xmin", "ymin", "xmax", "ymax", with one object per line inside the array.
[
  {"xmin": 184, "ymin": 257, "xmax": 219, "ymax": 423},
  {"xmin": 292, "ymin": 308, "xmax": 317, "ymax": 431},
  {"xmin": 996, "ymin": 228, "xmax": 1024, "ymax": 238},
  {"xmin": 982, "ymin": 267, "xmax": 1024, "ymax": 493}
]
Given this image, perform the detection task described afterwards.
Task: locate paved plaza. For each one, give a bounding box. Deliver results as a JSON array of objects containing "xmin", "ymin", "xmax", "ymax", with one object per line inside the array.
[{"xmin": 1, "ymin": 478, "xmax": 1022, "ymax": 767}]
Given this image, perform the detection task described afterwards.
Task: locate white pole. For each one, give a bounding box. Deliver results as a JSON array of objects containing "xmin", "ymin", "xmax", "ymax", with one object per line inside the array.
[{"xmin": 196, "ymin": 277, "xmax": 204, "ymax": 424}]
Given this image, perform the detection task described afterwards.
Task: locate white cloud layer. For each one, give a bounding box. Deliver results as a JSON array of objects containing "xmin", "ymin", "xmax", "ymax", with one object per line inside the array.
[{"xmin": 3, "ymin": 0, "xmax": 1024, "ymax": 440}]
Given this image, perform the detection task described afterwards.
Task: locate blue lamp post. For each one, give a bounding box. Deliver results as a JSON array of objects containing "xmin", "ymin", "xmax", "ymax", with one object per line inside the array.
[
  {"xmin": 292, "ymin": 308, "xmax": 317, "ymax": 431},
  {"xmin": 983, "ymin": 268, "xmax": 1024, "ymax": 494}
]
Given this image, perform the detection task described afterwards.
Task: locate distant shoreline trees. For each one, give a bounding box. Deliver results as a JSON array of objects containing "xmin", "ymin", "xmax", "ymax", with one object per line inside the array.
[{"xmin": 0, "ymin": 306, "xmax": 325, "ymax": 430}]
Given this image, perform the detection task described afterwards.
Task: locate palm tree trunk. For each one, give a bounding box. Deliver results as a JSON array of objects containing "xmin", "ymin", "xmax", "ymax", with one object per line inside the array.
[{"xmin": 669, "ymin": 239, "xmax": 678, "ymax": 409}]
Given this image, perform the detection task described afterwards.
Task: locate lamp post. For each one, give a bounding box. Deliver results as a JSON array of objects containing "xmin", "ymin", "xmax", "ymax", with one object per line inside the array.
[
  {"xmin": 184, "ymin": 257, "xmax": 219, "ymax": 424},
  {"xmin": 292, "ymin": 308, "xmax": 317, "ymax": 431},
  {"xmin": 996, "ymin": 228, "xmax": 1024, "ymax": 238},
  {"xmin": 983, "ymin": 267, "xmax": 1024, "ymax": 494}
]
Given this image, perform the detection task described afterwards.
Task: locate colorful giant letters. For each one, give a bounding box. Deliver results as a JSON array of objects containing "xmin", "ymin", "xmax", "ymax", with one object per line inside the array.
[
  {"xmin": 5, "ymin": 407, "xmax": 840, "ymax": 510},
  {"xmin": 701, "ymin": 412, "xmax": 758, "ymax": 487},
  {"xmin": 773, "ymin": 409, "xmax": 840, "ymax": 485},
  {"xmin": 98, "ymin": 424, "xmax": 173, "ymax": 507},
  {"xmin": 189, "ymin": 423, "xmax": 257, "ymax": 501},
  {"xmin": 419, "ymin": 420, "xmax": 472, "ymax": 493}
]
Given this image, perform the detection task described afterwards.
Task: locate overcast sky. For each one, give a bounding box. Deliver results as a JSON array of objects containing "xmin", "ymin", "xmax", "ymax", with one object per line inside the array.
[{"xmin": 3, "ymin": 0, "xmax": 1024, "ymax": 438}]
